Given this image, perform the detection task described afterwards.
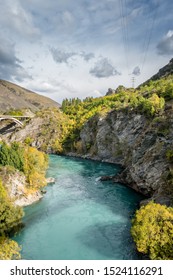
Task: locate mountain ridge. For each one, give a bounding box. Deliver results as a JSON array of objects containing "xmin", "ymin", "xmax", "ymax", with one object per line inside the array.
[
  {"xmin": 0, "ymin": 79, "xmax": 60, "ymax": 113},
  {"xmin": 139, "ymin": 58, "xmax": 173, "ymax": 87}
]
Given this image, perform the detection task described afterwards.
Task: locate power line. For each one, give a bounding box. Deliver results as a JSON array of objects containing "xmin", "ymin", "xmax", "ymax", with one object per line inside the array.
[
  {"xmin": 119, "ymin": 0, "xmax": 130, "ymax": 74},
  {"xmin": 139, "ymin": 10, "xmax": 151, "ymax": 69},
  {"xmin": 118, "ymin": 1, "xmax": 158, "ymax": 80},
  {"xmin": 141, "ymin": 7, "xmax": 158, "ymax": 72}
]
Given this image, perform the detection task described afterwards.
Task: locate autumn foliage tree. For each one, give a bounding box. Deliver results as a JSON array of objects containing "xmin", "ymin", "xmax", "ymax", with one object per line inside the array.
[
  {"xmin": 131, "ymin": 202, "xmax": 173, "ymax": 260},
  {"xmin": 0, "ymin": 142, "xmax": 48, "ymax": 259},
  {"xmin": 0, "ymin": 180, "xmax": 23, "ymax": 235},
  {"xmin": 0, "ymin": 180, "xmax": 23, "ymax": 259},
  {"xmin": 0, "ymin": 142, "xmax": 48, "ymax": 189},
  {"xmin": 23, "ymin": 146, "xmax": 48, "ymax": 188}
]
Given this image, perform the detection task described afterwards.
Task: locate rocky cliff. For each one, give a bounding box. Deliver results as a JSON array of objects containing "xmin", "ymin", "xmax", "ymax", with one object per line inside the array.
[
  {"xmin": 1, "ymin": 60, "xmax": 173, "ymax": 206},
  {"xmin": 74, "ymin": 106, "xmax": 173, "ymax": 205},
  {"xmin": 0, "ymin": 166, "xmax": 43, "ymax": 206}
]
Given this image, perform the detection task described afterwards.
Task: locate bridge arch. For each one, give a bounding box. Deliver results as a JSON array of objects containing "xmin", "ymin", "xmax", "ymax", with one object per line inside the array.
[{"xmin": 0, "ymin": 117, "xmax": 23, "ymax": 127}]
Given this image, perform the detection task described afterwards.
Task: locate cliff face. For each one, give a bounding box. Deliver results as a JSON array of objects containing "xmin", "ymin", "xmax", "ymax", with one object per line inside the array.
[
  {"xmin": 77, "ymin": 107, "xmax": 173, "ymax": 205},
  {"xmin": 0, "ymin": 108, "xmax": 70, "ymax": 153},
  {"xmin": 0, "ymin": 167, "xmax": 43, "ymax": 207}
]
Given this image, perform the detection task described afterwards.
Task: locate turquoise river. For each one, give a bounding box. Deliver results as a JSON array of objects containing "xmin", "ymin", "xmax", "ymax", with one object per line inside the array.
[{"xmin": 14, "ymin": 155, "xmax": 143, "ymax": 260}]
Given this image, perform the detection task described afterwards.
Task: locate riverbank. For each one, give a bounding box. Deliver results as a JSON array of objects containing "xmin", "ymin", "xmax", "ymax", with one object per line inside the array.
[{"xmin": 14, "ymin": 154, "xmax": 143, "ymax": 260}]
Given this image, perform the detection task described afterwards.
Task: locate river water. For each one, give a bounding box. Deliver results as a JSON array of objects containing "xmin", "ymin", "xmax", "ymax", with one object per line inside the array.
[{"xmin": 14, "ymin": 155, "xmax": 143, "ymax": 260}]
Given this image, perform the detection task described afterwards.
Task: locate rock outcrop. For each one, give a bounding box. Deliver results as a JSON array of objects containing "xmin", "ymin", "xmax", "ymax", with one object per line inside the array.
[
  {"xmin": 75, "ymin": 107, "xmax": 173, "ymax": 205},
  {"xmin": 0, "ymin": 108, "xmax": 68, "ymax": 153},
  {"xmin": 0, "ymin": 167, "xmax": 43, "ymax": 207}
]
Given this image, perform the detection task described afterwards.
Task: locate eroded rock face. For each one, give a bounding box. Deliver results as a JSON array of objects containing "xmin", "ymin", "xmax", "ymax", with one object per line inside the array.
[
  {"xmin": 78, "ymin": 109, "xmax": 173, "ymax": 204},
  {"xmin": 0, "ymin": 167, "xmax": 43, "ymax": 207}
]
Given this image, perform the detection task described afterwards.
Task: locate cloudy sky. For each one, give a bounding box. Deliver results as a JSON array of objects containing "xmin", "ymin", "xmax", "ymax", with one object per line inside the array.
[{"xmin": 0, "ymin": 0, "xmax": 173, "ymax": 103}]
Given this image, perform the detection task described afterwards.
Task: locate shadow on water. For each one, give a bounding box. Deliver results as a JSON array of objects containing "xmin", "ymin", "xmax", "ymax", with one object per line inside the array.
[{"xmin": 78, "ymin": 222, "xmax": 139, "ymax": 260}]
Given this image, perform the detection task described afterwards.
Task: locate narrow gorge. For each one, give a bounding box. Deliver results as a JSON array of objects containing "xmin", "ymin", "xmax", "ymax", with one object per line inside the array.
[{"xmin": 0, "ymin": 59, "xmax": 173, "ymax": 260}]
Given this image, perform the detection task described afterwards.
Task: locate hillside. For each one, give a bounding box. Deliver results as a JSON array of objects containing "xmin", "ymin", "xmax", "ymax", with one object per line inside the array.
[
  {"xmin": 0, "ymin": 80, "xmax": 60, "ymax": 113},
  {"xmin": 1, "ymin": 59, "xmax": 173, "ymax": 206},
  {"xmin": 1, "ymin": 59, "xmax": 173, "ymax": 260},
  {"xmin": 140, "ymin": 58, "xmax": 173, "ymax": 86}
]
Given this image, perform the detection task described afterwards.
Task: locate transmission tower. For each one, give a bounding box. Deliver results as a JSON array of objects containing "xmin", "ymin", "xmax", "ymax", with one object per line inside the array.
[{"xmin": 131, "ymin": 76, "xmax": 135, "ymax": 88}]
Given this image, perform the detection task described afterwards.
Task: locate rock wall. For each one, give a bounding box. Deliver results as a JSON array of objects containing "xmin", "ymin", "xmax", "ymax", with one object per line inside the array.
[
  {"xmin": 0, "ymin": 167, "xmax": 43, "ymax": 207},
  {"xmin": 76, "ymin": 108, "xmax": 173, "ymax": 205}
]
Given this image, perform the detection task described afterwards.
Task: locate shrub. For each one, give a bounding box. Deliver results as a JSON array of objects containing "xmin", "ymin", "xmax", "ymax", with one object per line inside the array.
[
  {"xmin": 0, "ymin": 236, "xmax": 21, "ymax": 260},
  {"xmin": 0, "ymin": 142, "xmax": 24, "ymax": 172},
  {"xmin": 166, "ymin": 150, "xmax": 173, "ymax": 163},
  {"xmin": 0, "ymin": 142, "xmax": 48, "ymax": 189},
  {"xmin": 23, "ymin": 146, "xmax": 48, "ymax": 188},
  {"xmin": 131, "ymin": 202, "xmax": 173, "ymax": 259},
  {"xmin": 0, "ymin": 180, "xmax": 23, "ymax": 235}
]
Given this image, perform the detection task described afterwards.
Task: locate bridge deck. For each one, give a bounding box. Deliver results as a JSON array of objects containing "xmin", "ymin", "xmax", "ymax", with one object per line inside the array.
[{"xmin": 0, "ymin": 115, "xmax": 33, "ymax": 118}]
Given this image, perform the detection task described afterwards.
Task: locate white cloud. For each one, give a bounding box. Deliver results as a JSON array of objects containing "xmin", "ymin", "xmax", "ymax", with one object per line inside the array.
[
  {"xmin": 157, "ymin": 30, "xmax": 173, "ymax": 55},
  {"xmin": 0, "ymin": 0, "xmax": 172, "ymax": 104},
  {"xmin": 50, "ymin": 48, "xmax": 95, "ymax": 65},
  {"xmin": 62, "ymin": 11, "xmax": 75, "ymax": 26},
  {"xmin": 0, "ymin": 38, "xmax": 32, "ymax": 81},
  {"xmin": 0, "ymin": 0, "xmax": 40, "ymax": 40},
  {"xmin": 80, "ymin": 52, "xmax": 95, "ymax": 61},
  {"xmin": 90, "ymin": 58, "xmax": 121, "ymax": 78},
  {"xmin": 132, "ymin": 66, "xmax": 141, "ymax": 76},
  {"xmin": 50, "ymin": 48, "xmax": 77, "ymax": 64}
]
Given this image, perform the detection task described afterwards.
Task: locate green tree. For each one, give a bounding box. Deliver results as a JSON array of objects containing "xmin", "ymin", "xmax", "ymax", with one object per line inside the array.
[{"xmin": 0, "ymin": 142, "xmax": 24, "ymax": 172}]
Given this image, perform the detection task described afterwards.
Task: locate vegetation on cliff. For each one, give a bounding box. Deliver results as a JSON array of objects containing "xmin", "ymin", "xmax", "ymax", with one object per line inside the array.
[
  {"xmin": 0, "ymin": 142, "xmax": 48, "ymax": 189},
  {"xmin": 60, "ymin": 75, "xmax": 173, "ymax": 260},
  {"xmin": 0, "ymin": 142, "xmax": 48, "ymax": 259},
  {"xmin": 0, "ymin": 179, "xmax": 23, "ymax": 259},
  {"xmin": 60, "ymin": 75, "xmax": 173, "ymax": 153},
  {"xmin": 0, "ymin": 62, "xmax": 173, "ymax": 260}
]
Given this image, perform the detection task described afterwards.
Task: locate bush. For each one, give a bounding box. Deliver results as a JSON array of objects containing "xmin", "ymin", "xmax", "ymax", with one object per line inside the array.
[
  {"xmin": 0, "ymin": 142, "xmax": 24, "ymax": 172},
  {"xmin": 0, "ymin": 236, "xmax": 21, "ymax": 260},
  {"xmin": 0, "ymin": 180, "xmax": 23, "ymax": 235},
  {"xmin": 0, "ymin": 142, "xmax": 48, "ymax": 189},
  {"xmin": 166, "ymin": 150, "xmax": 173, "ymax": 162},
  {"xmin": 131, "ymin": 202, "xmax": 173, "ymax": 260},
  {"xmin": 23, "ymin": 146, "xmax": 48, "ymax": 188}
]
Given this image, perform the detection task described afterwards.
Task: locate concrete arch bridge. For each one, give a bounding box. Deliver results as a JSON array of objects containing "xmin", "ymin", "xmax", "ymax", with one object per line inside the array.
[{"xmin": 0, "ymin": 115, "xmax": 32, "ymax": 127}]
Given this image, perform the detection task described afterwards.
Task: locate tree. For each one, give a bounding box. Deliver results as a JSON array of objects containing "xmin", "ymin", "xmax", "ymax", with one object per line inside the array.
[
  {"xmin": 23, "ymin": 147, "xmax": 48, "ymax": 188},
  {"xmin": 0, "ymin": 180, "xmax": 23, "ymax": 235},
  {"xmin": 131, "ymin": 202, "xmax": 173, "ymax": 260},
  {"xmin": 0, "ymin": 142, "xmax": 24, "ymax": 172}
]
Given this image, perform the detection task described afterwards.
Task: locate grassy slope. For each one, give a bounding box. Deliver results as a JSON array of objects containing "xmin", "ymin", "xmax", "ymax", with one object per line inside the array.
[{"xmin": 0, "ymin": 79, "xmax": 60, "ymax": 113}]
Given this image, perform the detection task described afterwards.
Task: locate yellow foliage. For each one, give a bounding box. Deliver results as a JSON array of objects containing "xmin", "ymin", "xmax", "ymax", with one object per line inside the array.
[
  {"xmin": 23, "ymin": 146, "xmax": 48, "ymax": 188},
  {"xmin": 0, "ymin": 236, "xmax": 21, "ymax": 260},
  {"xmin": 0, "ymin": 179, "xmax": 24, "ymax": 235},
  {"xmin": 131, "ymin": 201, "xmax": 173, "ymax": 259},
  {"xmin": 148, "ymin": 93, "xmax": 165, "ymax": 113}
]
